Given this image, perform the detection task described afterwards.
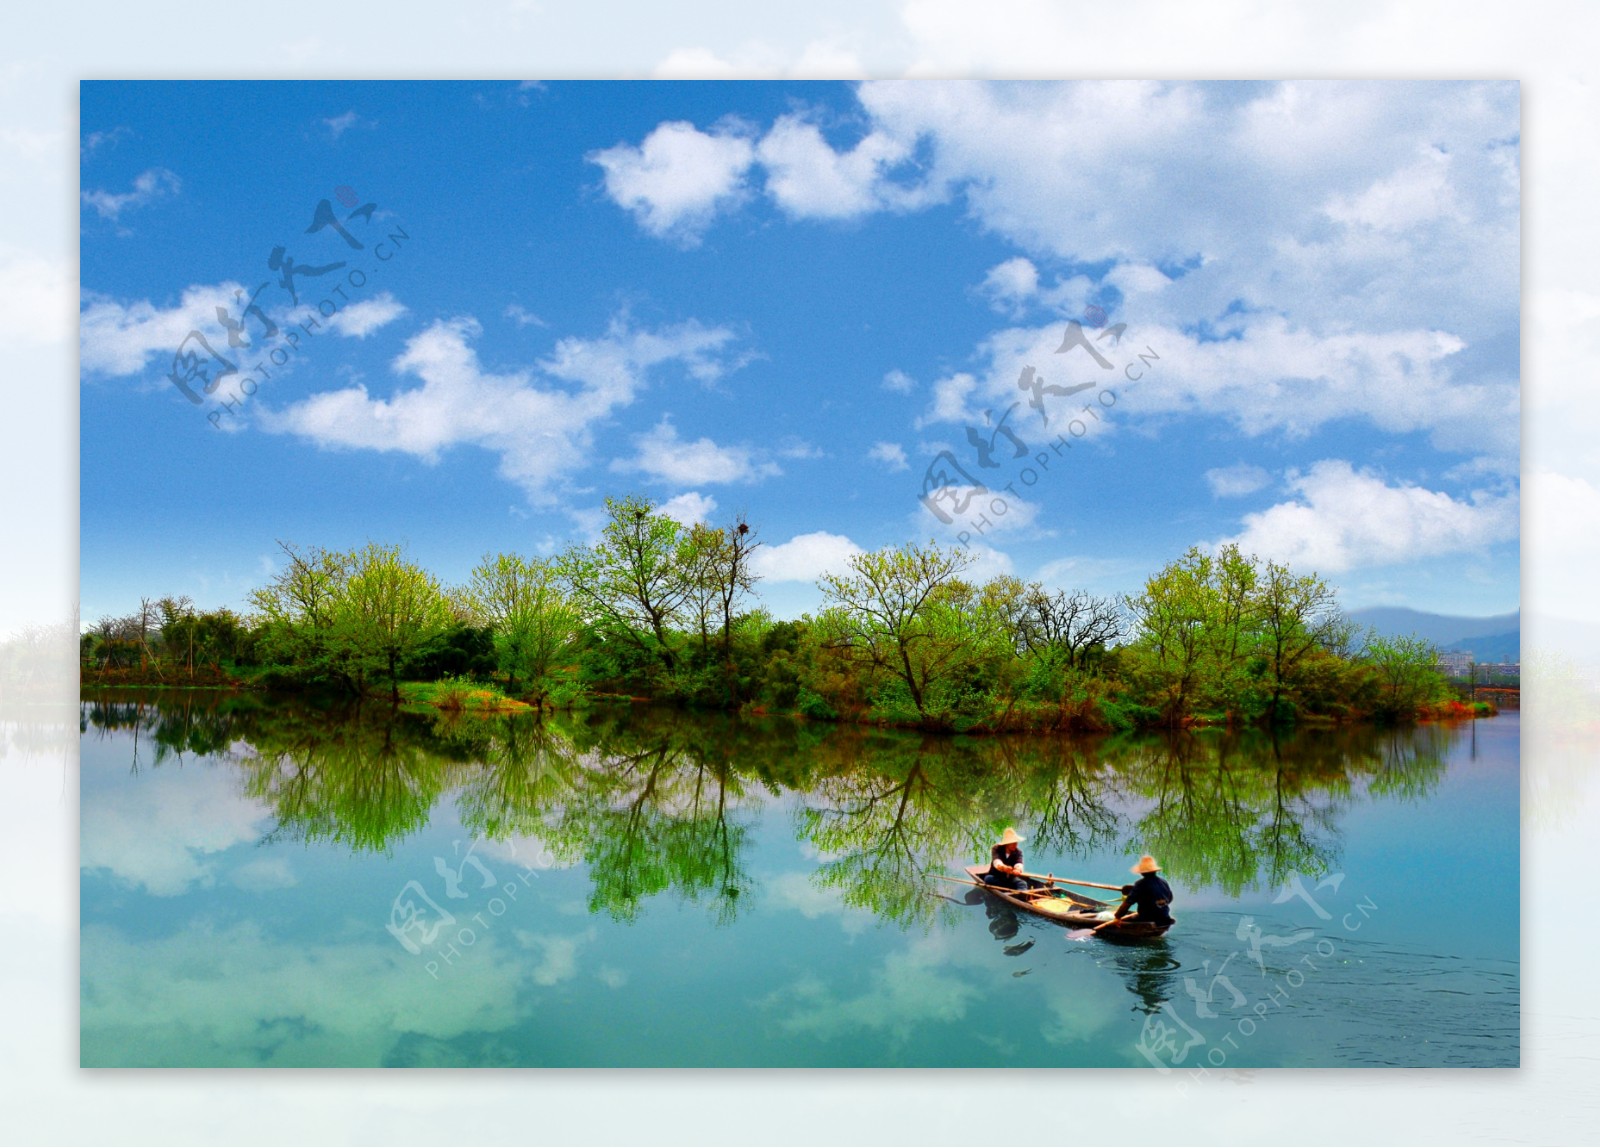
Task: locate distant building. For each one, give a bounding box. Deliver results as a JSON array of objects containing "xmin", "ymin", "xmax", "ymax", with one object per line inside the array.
[
  {"xmin": 1435, "ymin": 651, "xmax": 1519, "ymax": 683},
  {"xmin": 1476, "ymin": 662, "xmax": 1520, "ymax": 683}
]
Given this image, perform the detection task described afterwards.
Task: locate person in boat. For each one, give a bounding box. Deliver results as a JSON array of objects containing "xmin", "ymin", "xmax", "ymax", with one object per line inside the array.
[
  {"xmin": 982, "ymin": 827, "xmax": 1039, "ymax": 891},
  {"xmin": 1103, "ymin": 854, "xmax": 1174, "ymax": 928}
]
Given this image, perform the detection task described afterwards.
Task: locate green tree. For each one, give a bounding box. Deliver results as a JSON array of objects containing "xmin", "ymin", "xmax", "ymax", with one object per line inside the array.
[
  {"xmin": 334, "ymin": 542, "xmax": 452, "ymax": 703},
  {"xmin": 816, "ymin": 540, "xmax": 993, "ymax": 723},
  {"xmin": 1254, "ymin": 560, "xmax": 1342, "ymax": 720},
  {"xmin": 1124, "ymin": 547, "xmax": 1217, "ymax": 724},
  {"xmin": 1361, "ymin": 630, "xmax": 1449, "ymax": 718},
  {"xmin": 558, "ymin": 496, "xmax": 696, "ymax": 672},
  {"xmin": 249, "ymin": 542, "xmax": 358, "ymax": 690},
  {"xmin": 463, "ymin": 552, "xmax": 581, "ymax": 703}
]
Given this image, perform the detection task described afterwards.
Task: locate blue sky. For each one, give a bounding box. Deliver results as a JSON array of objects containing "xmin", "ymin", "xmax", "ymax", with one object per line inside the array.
[{"xmin": 80, "ymin": 80, "xmax": 1520, "ymax": 624}]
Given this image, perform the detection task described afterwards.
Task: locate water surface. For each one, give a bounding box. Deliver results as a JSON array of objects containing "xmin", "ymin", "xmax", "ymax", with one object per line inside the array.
[{"xmin": 79, "ymin": 692, "xmax": 1518, "ymax": 1068}]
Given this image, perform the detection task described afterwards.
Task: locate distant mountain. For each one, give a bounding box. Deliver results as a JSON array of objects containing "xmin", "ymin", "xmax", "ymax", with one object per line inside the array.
[
  {"xmin": 1346, "ymin": 607, "xmax": 1521, "ymax": 650},
  {"xmin": 1439, "ymin": 631, "xmax": 1520, "ymax": 662}
]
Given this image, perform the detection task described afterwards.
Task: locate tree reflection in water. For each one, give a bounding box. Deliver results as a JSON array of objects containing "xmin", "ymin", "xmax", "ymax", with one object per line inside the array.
[{"xmin": 82, "ymin": 690, "xmax": 1454, "ymax": 929}]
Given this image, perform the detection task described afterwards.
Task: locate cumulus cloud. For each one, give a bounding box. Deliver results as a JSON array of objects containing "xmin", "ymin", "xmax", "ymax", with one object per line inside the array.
[
  {"xmin": 917, "ymin": 372, "xmax": 980, "ymax": 428},
  {"xmin": 915, "ymin": 487, "xmax": 1042, "ymax": 538},
  {"xmin": 656, "ymin": 490, "xmax": 717, "ymax": 525},
  {"xmin": 752, "ymin": 531, "xmax": 863, "ymax": 583},
  {"xmin": 612, "ymin": 417, "xmax": 780, "ymax": 486},
  {"xmin": 603, "ymin": 82, "xmax": 1517, "ymax": 453},
  {"xmin": 952, "ymin": 542, "xmax": 1014, "ymax": 582},
  {"xmin": 1205, "ymin": 462, "xmax": 1272, "ymax": 498},
  {"xmin": 882, "ymin": 368, "xmax": 915, "ymax": 393},
  {"xmin": 260, "ymin": 315, "xmax": 740, "ymax": 503},
  {"xmin": 80, "ymin": 764, "xmax": 275, "ymax": 897},
  {"xmin": 978, "ymin": 256, "xmax": 1039, "ymax": 314},
  {"xmin": 80, "ymin": 284, "xmax": 242, "ymax": 376},
  {"xmin": 80, "ymin": 919, "xmax": 534, "ymax": 1066},
  {"xmin": 928, "ymin": 313, "xmax": 1516, "ymax": 464},
  {"xmin": 514, "ymin": 928, "xmax": 592, "ymax": 987},
  {"xmin": 588, "ymin": 121, "xmax": 755, "ymax": 243},
  {"xmin": 81, "ymin": 167, "xmax": 181, "ymax": 220},
  {"xmin": 867, "ymin": 441, "xmax": 909, "ymax": 471},
  {"xmin": 322, "ymin": 292, "xmax": 407, "ymax": 338},
  {"xmin": 756, "ymin": 115, "xmax": 912, "ymax": 219},
  {"xmin": 1216, "ymin": 459, "xmax": 1518, "ymax": 573},
  {"xmin": 80, "ymin": 284, "xmax": 405, "ymax": 377}
]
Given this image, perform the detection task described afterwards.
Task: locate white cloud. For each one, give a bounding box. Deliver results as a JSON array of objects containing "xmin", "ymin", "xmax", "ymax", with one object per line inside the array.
[
  {"xmin": 952, "ymin": 542, "xmax": 1014, "ymax": 582},
  {"xmin": 80, "ymin": 283, "xmax": 242, "ymax": 376},
  {"xmin": 757, "ymin": 115, "xmax": 911, "ymax": 219},
  {"xmin": 917, "ymin": 371, "xmax": 979, "ymax": 428},
  {"xmin": 604, "ymin": 81, "xmax": 1517, "ymax": 421},
  {"xmin": 657, "ymin": 490, "xmax": 717, "ymax": 525},
  {"xmin": 764, "ymin": 872, "xmax": 873, "ymax": 935},
  {"xmin": 80, "ymin": 125, "xmax": 132, "ymax": 159},
  {"xmin": 978, "ymin": 256, "xmax": 1038, "ymax": 313},
  {"xmin": 323, "ymin": 292, "xmax": 406, "ymax": 338},
  {"xmin": 776, "ymin": 438, "xmax": 823, "ymax": 459},
  {"xmin": 504, "ymin": 302, "xmax": 547, "ymax": 328},
  {"xmin": 1324, "ymin": 144, "xmax": 1458, "ymax": 232},
  {"xmin": 514, "ymin": 928, "xmax": 592, "ymax": 987},
  {"xmin": 1217, "ymin": 459, "xmax": 1518, "ymax": 573},
  {"xmin": 867, "ymin": 441, "xmax": 909, "ymax": 471},
  {"xmin": 752, "ymin": 531, "xmax": 863, "ymax": 584},
  {"xmin": 1205, "ymin": 462, "xmax": 1272, "ymax": 498},
  {"xmin": 322, "ymin": 110, "xmax": 367, "ymax": 139},
  {"xmin": 80, "ymin": 763, "xmax": 274, "ymax": 897},
  {"xmin": 612, "ymin": 417, "xmax": 780, "ymax": 486},
  {"xmin": 81, "ymin": 167, "xmax": 180, "ymax": 220},
  {"xmin": 81, "ymin": 919, "xmax": 533, "ymax": 1066},
  {"xmin": 588, "ymin": 121, "xmax": 755, "ymax": 243},
  {"xmin": 916, "ymin": 487, "xmax": 1041, "ymax": 539},
  {"xmin": 230, "ymin": 856, "xmax": 298, "ymax": 892},
  {"xmin": 882, "ymin": 368, "xmax": 915, "ymax": 393},
  {"xmin": 932, "ymin": 314, "xmax": 1516, "ymax": 464},
  {"xmin": 261, "ymin": 315, "xmax": 739, "ymax": 503}
]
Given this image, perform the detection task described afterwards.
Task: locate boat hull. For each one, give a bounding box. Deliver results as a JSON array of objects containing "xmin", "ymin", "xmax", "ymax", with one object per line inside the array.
[{"xmin": 962, "ymin": 864, "xmax": 1173, "ymax": 940}]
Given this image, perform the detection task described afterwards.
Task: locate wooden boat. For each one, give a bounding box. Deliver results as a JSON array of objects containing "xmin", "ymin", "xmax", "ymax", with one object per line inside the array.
[{"xmin": 961, "ymin": 864, "xmax": 1173, "ymax": 941}]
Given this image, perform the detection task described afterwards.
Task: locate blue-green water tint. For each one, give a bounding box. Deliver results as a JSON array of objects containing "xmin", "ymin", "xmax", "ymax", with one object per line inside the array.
[{"xmin": 79, "ymin": 692, "xmax": 1518, "ymax": 1068}]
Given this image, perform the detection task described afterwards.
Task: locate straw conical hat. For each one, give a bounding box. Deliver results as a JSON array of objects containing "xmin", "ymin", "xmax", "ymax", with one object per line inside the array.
[
  {"xmin": 998, "ymin": 827, "xmax": 1025, "ymax": 846},
  {"xmin": 1131, "ymin": 854, "xmax": 1160, "ymax": 874}
]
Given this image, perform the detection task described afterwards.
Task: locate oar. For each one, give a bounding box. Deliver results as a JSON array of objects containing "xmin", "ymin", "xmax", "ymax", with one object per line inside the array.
[
  {"xmin": 1015, "ymin": 868, "xmax": 1126, "ymax": 893},
  {"xmin": 932, "ymin": 873, "xmax": 1063, "ymax": 897}
]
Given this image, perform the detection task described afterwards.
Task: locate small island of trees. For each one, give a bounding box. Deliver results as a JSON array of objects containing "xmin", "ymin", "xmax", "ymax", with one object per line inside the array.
[{"xmin": 81, "ymin": 494, "xmax": 1486, "ymax": 731}]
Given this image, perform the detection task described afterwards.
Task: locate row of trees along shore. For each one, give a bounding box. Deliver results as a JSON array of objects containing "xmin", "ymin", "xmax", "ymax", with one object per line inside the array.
[{"xmin": 80, "ymin": 494, "xmax": 1485, "ymax": 731}]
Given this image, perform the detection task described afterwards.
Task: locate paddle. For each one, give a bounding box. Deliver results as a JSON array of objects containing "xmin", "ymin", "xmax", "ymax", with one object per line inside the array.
[
  {"xmin": 932, "ymin": 873, "xmax": 1070, "ymax": 899},
  {"xmin": 1014, "ymin": 868, "xmax": 1126, "ymax": 893}
]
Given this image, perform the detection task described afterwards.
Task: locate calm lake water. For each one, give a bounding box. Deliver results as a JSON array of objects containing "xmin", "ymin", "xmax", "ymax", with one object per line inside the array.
[{"xmin": 79, "ymin": 691, "xmax": 1519, "ymax": 1069}]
